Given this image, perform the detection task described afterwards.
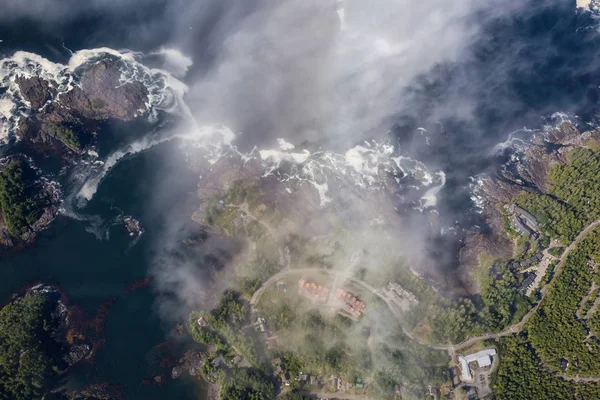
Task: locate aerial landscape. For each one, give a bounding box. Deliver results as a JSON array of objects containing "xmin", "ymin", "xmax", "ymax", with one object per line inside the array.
[{"xmin": 3, "ymin": 0, "xmax": 600, "ymax": 399}]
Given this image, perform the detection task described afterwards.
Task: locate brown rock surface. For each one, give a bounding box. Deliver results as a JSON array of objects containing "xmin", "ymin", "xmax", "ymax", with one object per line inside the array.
[
  {"xmin": 63, "ymin": 60, "xmax": 148, "ymax": 121},
  {"xmin": 15, "ymin": 59, "xmax": 149, "ymax": 154},
  {"xmin": 458, "ymin": 123, "xmax": 600, "ymax": 291},
  {"xmin": 16, "ymin": 76, "xmax": 56, "ymax": 110}
]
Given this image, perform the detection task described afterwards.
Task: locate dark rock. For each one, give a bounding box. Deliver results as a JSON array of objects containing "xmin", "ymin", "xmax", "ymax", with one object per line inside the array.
[
  {"xmin": 64, "ymin": 343, "xmax": 92, "ymax": 365},
  {"xmin": 15, "ymin": 60, "xmax": 149, "ymax": 156},
  {"xmin": 62, "ymin": 60, "xmax": 148, "ymax": 121},
  {"xmin": 68, "ymin": 384, "xmax": 122, "ymax": 400},
  {"xmin": 16, "ymin": 76, "xmax": 56, "ymax": 110},
  {"xmin": 174, "ymin": 349, "xmax": 207, "ymax": 378},
  {"xmin": 123, "ymin": 216, "xmax": 144, "ymax": 237},
  {"xmin": 172, "ymin": 366, "xmax": 184, "ymax": 379}
]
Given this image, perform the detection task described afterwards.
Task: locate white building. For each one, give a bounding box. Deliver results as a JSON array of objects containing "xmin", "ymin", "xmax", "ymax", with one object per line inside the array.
[{"xmin": 458, "ymin": 348, "xmax": 497, "ymax": 381}]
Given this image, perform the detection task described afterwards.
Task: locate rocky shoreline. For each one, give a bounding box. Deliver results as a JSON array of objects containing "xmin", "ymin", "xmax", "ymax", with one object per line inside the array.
[
  {"xmin": 3, "ymin": 283, "xmax": 128, "ymax": 399},
  {"xmin": 0, "ymin": 154, "xmax": 61, "ymax": 252},
  {"xmin": 18, "ymin": 284, "xmax": 94, "ymax": 366},
  {"xmin": 458, "ymin": 122, "xmax": 600, "ymax": 291},
  {"xmin": 14, "ymin": 59, "xmax": 148, "ymax": 156},
  {"xmin": 0, "ymin": 57, "xmax": 153, "ymax": 252}
]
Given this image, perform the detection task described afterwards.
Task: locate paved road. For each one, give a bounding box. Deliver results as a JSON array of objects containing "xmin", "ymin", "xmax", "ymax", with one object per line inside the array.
[{"xmin": 251, "ymin": 219, "xmax": 600, "ymax": 355}]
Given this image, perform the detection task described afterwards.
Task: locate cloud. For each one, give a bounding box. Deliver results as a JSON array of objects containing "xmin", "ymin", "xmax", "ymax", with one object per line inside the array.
[
  {"xmin": 140, "ymin": 0, "xmax": 543, "ymax": 312},
  {"xmin": 4, "ymin": 0, "xmax": 583, "ymax": 307},
  {"xmin": 177, "ymin": 0, "xmax": 526, "ymax": 150}
]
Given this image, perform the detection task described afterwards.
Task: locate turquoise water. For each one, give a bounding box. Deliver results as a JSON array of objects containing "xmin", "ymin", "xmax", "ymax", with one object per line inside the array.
[{"xmin": 0, "ymin": 142, "xmax": 205, "ymax": 399}]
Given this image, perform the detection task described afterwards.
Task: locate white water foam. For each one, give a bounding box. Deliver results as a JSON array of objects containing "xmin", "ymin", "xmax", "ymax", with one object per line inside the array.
[
  {"xmin": 541, "ymin": 111, "xmax": 578, "ymax": 134},
  {"xmin": 255, "ymin": 138, "xmax": 443, "ymax": 209},
  {"xmin": 469, "ymin": 175, "xmax": 486, "ymax": 214},
  {"xmin": 0, "ymin": 46, "xmax": 198, "ymax": 209},
  {"xmin": 489, "ymin": 127, "xmax": 537, "ymax": 155},
  {"xmin": 420, "ymin": 171, "xmax": 446, "ymax": 209},
  {"xmin": 1, "ymin": 45, "xmax": 444, "ymax": 221},
  {"xmin": 75, "ymin": 123, "xmax": 239, "ymax": 203},
  {"xmin": 259, "ymin": 148, "xmax": 311, "ymax": 166},
  {"xmin": 0, "ymin": 47, "xmax": 190, "ymax": 141},
  {"xmin": 150, "ymin": 48, "xmax": 193, "ymax": 79},
  {"xmin": 577, "ymin": 0, "xmax": 600, "ymax": 13},
  {"xmin": 0, "ymin": 98, "xmax": 15, "ymax": 143}
]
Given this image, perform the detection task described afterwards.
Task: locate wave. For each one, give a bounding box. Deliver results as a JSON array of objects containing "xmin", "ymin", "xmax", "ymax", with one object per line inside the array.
[
  {"xmin": 577, "ymin": 0, "xmax": 600, "ymax": 13},
  {"xmin": 0, "ymin": 46, "xmax": 191, "ymax": 143},
  {"xmin": 192, "ymin": 135, "xmax": 446, "ymax": 211},
  {"xmin": 1, "ymin": 44, "xmax": 447, "ymax": 221},
  {"xmin": 74, "ymin": 122, "xmax": 238, "ymax": 204},
  {"xmin": 489, "ymin": 127, "xmax": 537, "ymax": 155},
  {"xmin": 0, "ymin": 97, "xmax": 16, "ymax": 143}
]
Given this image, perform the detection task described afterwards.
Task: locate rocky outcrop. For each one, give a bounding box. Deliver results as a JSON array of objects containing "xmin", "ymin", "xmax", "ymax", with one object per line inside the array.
[
  {"xmin": 15, "ymin": 59, "xmax": 148, "ymax": 155},
  {"xmin": 458, "ymin": 123, "xmax": 600, "ymax": 291},
  {"xmin": 172, "ymin": 349, "xmax": 208, "ymax": 379},
  {"xmin": 16, "ymin": 76, "xmax": 56, "ymax": 110},
  {"xmin": 123, "ymin": 216, "xmax": 144, "ymax": 237},
  {"xmin": 0, "ymin": 59, "xmax": 151, "ymax": 249},
  {"xmin": 17, "ymin": 285, "xmax": 92, "ymax": 365},
  {"xmin": 64, "ymin": 343, "xmax": 92, "ymax": 365},
  {"xmin": 68, "ymin": 384, "xmax": 123, "ymax": 400},
  {"xmin": 60, "ymin": 60, "xmax": 148, "ymax": 121}
]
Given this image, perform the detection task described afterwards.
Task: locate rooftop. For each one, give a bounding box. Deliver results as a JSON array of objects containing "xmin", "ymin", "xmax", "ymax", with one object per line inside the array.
[{"xmin": 458, "ymin": 348, "xmax": 497, "ymax": 381}]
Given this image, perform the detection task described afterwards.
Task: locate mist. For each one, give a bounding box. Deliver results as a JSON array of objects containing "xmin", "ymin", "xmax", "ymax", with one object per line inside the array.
[
  {"xmin": 3, "ymin": 0, "xmax": 599, "ymax": 355},
  {"xmin": 141, "ymin": 0, "xmax": 541, "ymax": 315}
]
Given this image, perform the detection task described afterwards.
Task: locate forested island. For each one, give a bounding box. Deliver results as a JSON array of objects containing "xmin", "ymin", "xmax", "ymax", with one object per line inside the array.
[
  {"xmin": 0, "ymin": 156, "xmax": 59, "ymax": 251},
  {"xmin": 0, "ymin": 290, "xmax": 65, "ymax": 399}
]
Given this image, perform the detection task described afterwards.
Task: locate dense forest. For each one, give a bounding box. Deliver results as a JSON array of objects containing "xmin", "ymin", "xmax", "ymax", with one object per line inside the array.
[
  {"xmin": 0, "ymin": 292, "xmax": 64, "ymax": 400},
  {"xmin": 527, "ymin": 228, "xmax": 600, "ymax": 375},
  {"xmin": 516, "ymin": 148, "xmax": 600, "ymax": 243},
  {"xmin": 491, "ymin": 146, "xmax": 600, "ymax": 397},
  {"xmin": 0, "ymin": 161, "xmax": 45, "ymax": 236},
  {"xmin": 492, "ymin": 334, "xmax": 600, "ymax": 399},
  {"xmin": 219, "ymin": 368, "xmax": 274, "ymax": 400},
  {"xmin": 421, "ymin": 265, "xmax": 533, "ymax": 343}
]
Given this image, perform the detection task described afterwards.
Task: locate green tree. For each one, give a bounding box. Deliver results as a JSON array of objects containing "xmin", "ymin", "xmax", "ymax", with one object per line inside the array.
[
  {"xmin": 0, "ymin": 161, "xmax": 44, "ymax": 236},
  {"xmin": 46, "ymin": 123, "xmax": 81, "ymax": 150},
  {"xmin": 220, "ymin": 368, "xmax": 274, "ymax": 400},
  {"xmin": 0, "ymin": 292, "xmax": 64, "ymax": 400}
]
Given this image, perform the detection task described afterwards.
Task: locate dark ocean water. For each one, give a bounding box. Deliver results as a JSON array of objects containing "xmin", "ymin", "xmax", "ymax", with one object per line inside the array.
[
  {"xmin": 2, "ymin": 0, "xmax": 600, "ymax": 398},
  {"xmin": 0, "ymin": 141, "xmax": 205, "ymax": 399}
]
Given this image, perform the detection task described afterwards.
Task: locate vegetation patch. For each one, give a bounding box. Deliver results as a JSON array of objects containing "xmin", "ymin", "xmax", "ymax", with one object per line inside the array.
[
  {"xmin": 527, "ymin": 228, "xmax": 600, "ymax": 375},
  {"xmin": 47, "ymin": 122, "xmax": 81, "ymax": 150},
  {"xmin": 493, "ymin": 335, "xmax": 600, "ymax": 400},
  {"xmin": 189, "ymin": 290, "xmax": 266, "ymax": 369},
  {"xmin": 0, "ymin": 161, "xmax": 45, "ymax": 236},
  {"xmin": 421, "ymin": 264, "xmax": 533, "ymax": 343},
  {"xmin": 0, "ymin": 292, "xmax": 65, "ymax": 400},
  {"xmin": 516, "ymin": 148, "xmax": 600, "ymax": 243},
  {"xmin": 548, "ymin": 246, "xmax": 565, "ymax": 257}
]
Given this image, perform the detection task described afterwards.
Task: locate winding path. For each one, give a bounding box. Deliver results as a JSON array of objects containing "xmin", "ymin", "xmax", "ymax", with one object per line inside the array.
[{"xmin": 251, "ymin": 219, "xmax": 600, "ymax": 356}]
